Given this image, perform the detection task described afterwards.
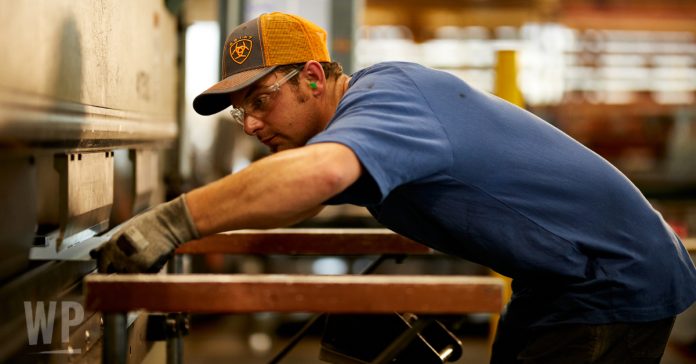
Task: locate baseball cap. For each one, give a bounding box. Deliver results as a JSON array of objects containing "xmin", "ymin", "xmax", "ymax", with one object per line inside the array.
[{"xmin": 193, "ymin": 12, "xmax": 331, "ymax": 116}]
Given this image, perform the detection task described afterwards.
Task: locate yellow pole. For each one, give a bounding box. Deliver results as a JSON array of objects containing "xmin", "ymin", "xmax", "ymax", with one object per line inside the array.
[
  {"xmin": 488, "ymin": 49, "xmax": 522, "ymax": 348},
  {"xmin": 494, "ymin": 49, "xmax": 525, "ymax": 108}
]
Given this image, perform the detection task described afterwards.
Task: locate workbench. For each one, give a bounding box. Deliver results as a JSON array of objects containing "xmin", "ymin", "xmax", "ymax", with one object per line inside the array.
[{"xmin": 85, "ymin": 229, "xmax": 504, "ymax": 364}]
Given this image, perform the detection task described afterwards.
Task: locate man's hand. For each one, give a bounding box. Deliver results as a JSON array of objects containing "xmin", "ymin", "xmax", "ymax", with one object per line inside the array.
[{"xmin": 90, "ymin": 195, "xmax": 199, "ymax": 273}]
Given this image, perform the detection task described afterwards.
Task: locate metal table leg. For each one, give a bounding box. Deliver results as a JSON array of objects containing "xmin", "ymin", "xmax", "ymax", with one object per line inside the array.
[
  {"xmin": 370, "ymin": 318, "xmax": 434, "ymax": 364},
  {"xmin": 103, "ymin": 313, "xmax": 128, "ymax": 364},
  {"xmin": 166, "ymin": 255, "xmax": 184, "ymax": 364}
]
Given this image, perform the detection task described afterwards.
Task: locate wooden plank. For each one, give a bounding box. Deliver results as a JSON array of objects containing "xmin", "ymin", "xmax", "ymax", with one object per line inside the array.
[
  {"xmin": 175, "ymin": 229, "xmax": 433, "ymax": 255},
  {"xmin": 85, "ymin": 274, "xmax": 503, "ymax": 314}
]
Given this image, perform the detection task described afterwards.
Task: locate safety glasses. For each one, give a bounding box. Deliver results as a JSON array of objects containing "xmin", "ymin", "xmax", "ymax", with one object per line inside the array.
[{"xmin": 229, "ymin": 68, "xmax": 301, "ymax": 126}]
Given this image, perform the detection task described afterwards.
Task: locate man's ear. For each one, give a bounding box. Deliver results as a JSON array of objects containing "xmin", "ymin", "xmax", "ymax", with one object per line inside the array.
[{"xmin": 303, "ymin": 61, "xmax": 326, "ymax": 94}]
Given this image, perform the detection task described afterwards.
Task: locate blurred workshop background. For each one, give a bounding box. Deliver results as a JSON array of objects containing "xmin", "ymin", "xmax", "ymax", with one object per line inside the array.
[
  {"xmin": 1, "ymin": 0, "xmax": 695, "ymax": 363},
  {"xmin": 179, "ymin": 1, "xmax": 696, "ymax": 362}
]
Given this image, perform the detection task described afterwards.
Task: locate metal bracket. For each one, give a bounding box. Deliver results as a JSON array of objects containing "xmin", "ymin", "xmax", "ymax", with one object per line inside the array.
[
  {"xmin": 145, "ymin": 313, "xmax": 190, "ymax": 341},
  {"xmin": 31, "ymin": 151, "xmax": 114, "ymax": 261}
]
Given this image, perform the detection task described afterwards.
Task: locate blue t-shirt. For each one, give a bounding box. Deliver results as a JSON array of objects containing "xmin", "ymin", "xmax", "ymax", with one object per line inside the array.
[{"xmin": 307, "ymin": 62, "xmax": 696, "ymax": 328}]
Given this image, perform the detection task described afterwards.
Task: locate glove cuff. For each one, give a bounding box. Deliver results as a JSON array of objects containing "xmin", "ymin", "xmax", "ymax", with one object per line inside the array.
[
  {"xmin": 179, "ymin": 193, "xmax": 200, "ymax": 240},
  {"xmin": 158, "ymin": 194, "xmax": 200, "ymax": 247}
]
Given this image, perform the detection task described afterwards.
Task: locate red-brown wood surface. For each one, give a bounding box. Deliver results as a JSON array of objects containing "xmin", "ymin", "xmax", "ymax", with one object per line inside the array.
[
  {"xmin": 175, "ymin": 229, "xmax": 432, "ymax": 255},
  {"xmin": 85, "ymin": 274, "xmax": 503, "ymax": 314}
]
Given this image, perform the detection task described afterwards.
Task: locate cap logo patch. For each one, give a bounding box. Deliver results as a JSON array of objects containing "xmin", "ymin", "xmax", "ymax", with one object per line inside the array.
[{"xmin": 229, "ymin": 36, "xmax": 253, "ymax": 64}]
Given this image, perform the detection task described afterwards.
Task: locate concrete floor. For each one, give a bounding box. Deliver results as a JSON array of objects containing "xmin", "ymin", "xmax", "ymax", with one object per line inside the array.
[{"xmin": 179, "ymin": 314, "xmax": 696, "ymax": 364}]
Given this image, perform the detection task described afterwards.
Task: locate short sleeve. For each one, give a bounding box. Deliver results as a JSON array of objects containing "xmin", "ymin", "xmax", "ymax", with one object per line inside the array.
[{"xmin": 307, "ymin": 66, "xmax": 453, "ymax": 204}]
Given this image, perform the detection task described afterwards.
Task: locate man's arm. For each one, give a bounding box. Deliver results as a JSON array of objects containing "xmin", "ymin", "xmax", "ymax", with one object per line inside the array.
[
  {"xmin": 187, "ymin": 142, "xmax": 362, "ymax": 234},
  {"xmin": 91, "ymin": 142, "xmax": 362, "ymax": 273}
]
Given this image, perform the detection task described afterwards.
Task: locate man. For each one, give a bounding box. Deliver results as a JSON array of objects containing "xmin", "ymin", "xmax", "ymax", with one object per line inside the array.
[{"xmin": 93, "ymin": 12, "xmax": 696, "ymax": 363}]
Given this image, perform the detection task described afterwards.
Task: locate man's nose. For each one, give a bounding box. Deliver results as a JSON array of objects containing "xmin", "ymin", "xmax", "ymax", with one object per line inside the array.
[{"xmin": 243, "ymin": 114, "xmax": 263, "ymax": 135}]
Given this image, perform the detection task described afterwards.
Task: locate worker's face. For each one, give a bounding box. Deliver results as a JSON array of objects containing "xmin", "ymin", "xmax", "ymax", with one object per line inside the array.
[{"xmin": 230, "ymin": 70, "xmax": 323, "ymax": 153}]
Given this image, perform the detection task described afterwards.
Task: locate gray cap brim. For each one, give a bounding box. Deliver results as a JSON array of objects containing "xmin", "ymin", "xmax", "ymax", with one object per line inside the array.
[{"xmin": 192, "ymin": 66, "xmax": 277, "ymax": 116}]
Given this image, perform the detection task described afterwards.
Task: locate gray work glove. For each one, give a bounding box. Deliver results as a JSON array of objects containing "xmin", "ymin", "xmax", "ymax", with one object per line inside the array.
[{"xmin": 90, "ymin": 194, "xmax": 199, "ymax": 273}]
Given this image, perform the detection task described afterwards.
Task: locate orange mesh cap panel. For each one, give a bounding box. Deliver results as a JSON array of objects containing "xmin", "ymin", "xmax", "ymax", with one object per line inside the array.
[
  {"xmin": 260, "ymin": 13, "xmax": 331, "ymax": 66},
  {"xmin": 193, "ymin": 12, "xmax": 332, "ymax": 116}
]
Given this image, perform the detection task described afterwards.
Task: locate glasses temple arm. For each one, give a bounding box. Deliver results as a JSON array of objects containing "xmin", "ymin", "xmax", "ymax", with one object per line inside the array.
[{"xmin": 269, "ymin": 68, "xmax": 301, "ymax": 92}]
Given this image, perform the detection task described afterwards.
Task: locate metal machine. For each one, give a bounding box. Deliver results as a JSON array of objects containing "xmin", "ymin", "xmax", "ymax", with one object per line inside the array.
[{"xmin": 0, "ymin": 1, "xmax": 179, "ymax": 361}]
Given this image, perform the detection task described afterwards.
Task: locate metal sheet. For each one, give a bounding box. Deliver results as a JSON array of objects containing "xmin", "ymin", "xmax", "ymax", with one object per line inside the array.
[{"xmin": 0, "ymin": 0, "xmax": 178, "ymax": 149}]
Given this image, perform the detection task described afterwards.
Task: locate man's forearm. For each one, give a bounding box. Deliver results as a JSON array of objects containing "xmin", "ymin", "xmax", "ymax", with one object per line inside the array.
[{"xmin": 186, "ymin": 143, "xmax": 361, "ymax": 236}]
